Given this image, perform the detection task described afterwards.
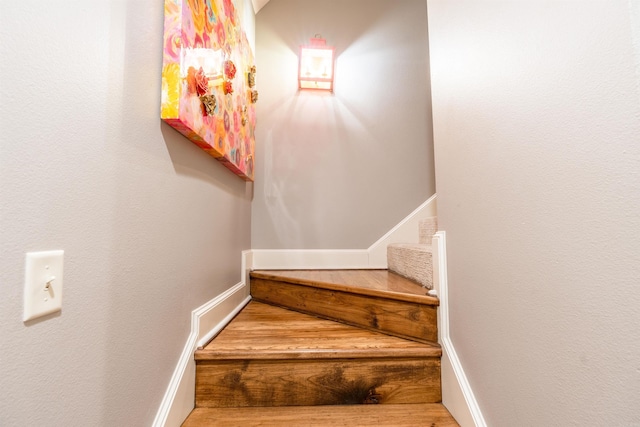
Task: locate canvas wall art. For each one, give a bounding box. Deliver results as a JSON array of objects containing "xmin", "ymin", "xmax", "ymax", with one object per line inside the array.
[{"xmin": 161, "ymin": 0, "xmax": 257, "ymax": 181}]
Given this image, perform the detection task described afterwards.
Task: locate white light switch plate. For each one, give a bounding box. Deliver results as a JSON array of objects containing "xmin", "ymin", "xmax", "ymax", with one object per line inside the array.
[{"xmin": 24, "ymin": 250, "xmax": 64, "ymax": 322}]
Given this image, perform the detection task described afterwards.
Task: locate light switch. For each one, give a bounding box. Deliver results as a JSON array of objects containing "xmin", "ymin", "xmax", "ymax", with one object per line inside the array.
[{"xmin": 23, "ymin": 250, "xmax": 64, "ymax": 322}]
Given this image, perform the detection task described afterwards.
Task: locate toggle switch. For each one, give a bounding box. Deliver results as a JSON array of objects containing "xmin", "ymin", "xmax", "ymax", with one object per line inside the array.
[{"xmin": 23, "ymin": 250, "xmax": 64, "ymax": 322}]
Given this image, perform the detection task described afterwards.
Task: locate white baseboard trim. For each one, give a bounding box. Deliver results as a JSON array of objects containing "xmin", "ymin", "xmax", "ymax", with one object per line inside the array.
[
  {"xmin": 251, "ymin": 249, "xmax": 370, "ymax": 270},
  {"xmin": 152, "ymin": 251, "xmax": 253, "ymax": 427},
  {"xmin": 433, "ymin": 231, "xmax": 487, "ymax": 427},
  {"xmin": 250, "ymin": 194, "xmax": 437, "ymax": 270}
]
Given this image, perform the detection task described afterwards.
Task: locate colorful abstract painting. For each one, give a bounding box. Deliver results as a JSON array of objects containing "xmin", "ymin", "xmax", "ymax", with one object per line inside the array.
[{"xmin": 161, "ymin": 0, "xmax": 257, "ymax": 181}]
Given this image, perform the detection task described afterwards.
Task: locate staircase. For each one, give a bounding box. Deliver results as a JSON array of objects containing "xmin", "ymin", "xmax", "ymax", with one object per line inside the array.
[{"xmin": 181, "ymin": 268, "xmax": 458, "ymax": 426}]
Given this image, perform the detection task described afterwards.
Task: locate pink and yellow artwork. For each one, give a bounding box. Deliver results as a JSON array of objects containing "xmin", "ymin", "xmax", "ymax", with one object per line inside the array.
[{"xmin": 161, "ymin": 0, "xmax": 257, "ymax": 181}]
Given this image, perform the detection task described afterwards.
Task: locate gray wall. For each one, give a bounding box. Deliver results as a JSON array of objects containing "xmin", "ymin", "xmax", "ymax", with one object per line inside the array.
[
  {"xmin": 252, "ymin": 0, "xmax": 435, "ymax": 249},
  {"xmin": 0, "ymin": 1, "xmax": 253, "ymax": 425},
  {"xmin": 428, "ymin": 1, "xmax": 640, "ymax": 425}
]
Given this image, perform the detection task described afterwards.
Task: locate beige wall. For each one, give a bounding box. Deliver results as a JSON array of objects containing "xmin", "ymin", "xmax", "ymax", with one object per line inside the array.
[
  {"xmin": 428, "ymin": 1, "xmax": 640, "ymax": 425},
  {"xmin": 251, "ymin": 0, "xmax": 436, "ymax": 249},
  {"xmin": 0, "ymin": 1, "xmax": 253, "ymax": 425}
]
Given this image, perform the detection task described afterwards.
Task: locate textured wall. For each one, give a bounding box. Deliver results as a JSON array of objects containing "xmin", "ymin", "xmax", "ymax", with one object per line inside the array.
[
  {"xmin": 251, "ymin": 0, "xmax": 435, "ymax": 249},
  {"xmin": 428, "ymin": 1, "xmax": 640, "ymax": 425},
  {"xmin": 0, "ymin": 1, "xmax": 253, "ymax": 425}
]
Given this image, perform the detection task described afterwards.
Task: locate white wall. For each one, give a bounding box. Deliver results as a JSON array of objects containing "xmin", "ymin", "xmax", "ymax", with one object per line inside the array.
[
  {"xmin": 252, "ymin": 0, "xmax": 435, "ymax": 249},
  {"xmin": 0, "ymin": 1, "xmax": 253, "ymax": 425},
  {"xmin": 428, "ymin": 1, "xmax": 640, "ymax": 425}
]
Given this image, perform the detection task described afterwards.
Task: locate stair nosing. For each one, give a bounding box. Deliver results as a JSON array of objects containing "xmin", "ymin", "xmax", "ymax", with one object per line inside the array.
[
  {"xmin": 195, "ymin": 345, "xmax": 442, "ymax": 361},
  {"xmin": 183, "ymin": 403, "xmax": 459, "ymax": 426}
]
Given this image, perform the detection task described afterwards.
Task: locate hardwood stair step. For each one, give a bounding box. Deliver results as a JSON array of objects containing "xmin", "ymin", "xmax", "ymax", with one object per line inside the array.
[
  {"xmin": 250, "ymin": 269, "xmax": 439, "ymax": 343},
  {"xmin": 196, "ymin": 301, "xmax": 441, "ymax": 360},
  {"xmin": 182, "ymin": 403, "xmax": 459, "ymax": 426},
  {"xmin": 195, "ymin": 302, "xmax": 442, "ymax": 408}
]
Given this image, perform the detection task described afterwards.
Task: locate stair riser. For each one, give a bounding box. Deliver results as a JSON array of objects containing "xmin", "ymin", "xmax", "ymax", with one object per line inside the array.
[
  {"xmin": 251, "ymin": 278, "xmax": 438, "ymax": 343},
  {"xmin": 195, "ymin": 358, "xmax": 441, "ymax": 407},
  {"xmin": 387, "ymin": 248, "xmax": 433, "ymax": 288}
]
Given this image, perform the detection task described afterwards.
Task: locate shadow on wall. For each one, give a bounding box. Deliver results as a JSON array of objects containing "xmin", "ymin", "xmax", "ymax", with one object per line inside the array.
[{"xmin": 161, "ymin": 122, "xmax": 254, "ymax": 198}]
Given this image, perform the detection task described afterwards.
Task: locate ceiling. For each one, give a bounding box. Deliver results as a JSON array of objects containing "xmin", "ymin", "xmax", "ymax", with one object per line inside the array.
[{"xmin": 252, "ymin": 0, "xmax": 270, "ymax": 13}]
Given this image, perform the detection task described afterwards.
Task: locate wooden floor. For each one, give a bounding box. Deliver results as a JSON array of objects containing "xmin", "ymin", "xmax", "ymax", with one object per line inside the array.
[
  {"xmin": 183, "ymin": 404, "xmax": 459, "ymax": 426},
  {"xmin": 251, "ymin": 269, "xmax": 437, "ymax": 304},
  {"xmin": 198, "ymin": 301, "xmax": 441, "ymax": 360},
  {"xmin": 184, "ymin": 270, "xmax": 459, "ymax": 426}
]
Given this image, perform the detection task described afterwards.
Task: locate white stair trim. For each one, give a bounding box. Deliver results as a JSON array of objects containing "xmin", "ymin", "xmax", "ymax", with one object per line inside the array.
[
  {"xmin": 152, "ymin": 251, "xmax": 253, "ymax": 427},
  {"xmin": 368, "ymin": 194, "xmax": 438, "ymax": 267},
  {"xmin": 433, "ymin": 231, "xmax": 487, "ymax": 427},
  {"xmin": 250, "ymin": 194, "xmax": 437, "ymax": 270},
  {"xmin": 251, "ymin": 249, "xmax": 370, "ymax": 270}
]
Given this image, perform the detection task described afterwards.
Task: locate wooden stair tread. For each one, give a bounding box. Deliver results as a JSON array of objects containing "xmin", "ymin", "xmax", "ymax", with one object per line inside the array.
[
  {"xmin": 250, "ymin": 271, "xmax": 439, "ymax": 343},
  {"xmin": 250, "ymin": 269, "xmax": 438, "ymax": 306},
  {"xmin": 197, "ymin": 302, "xmax": 441, "ymax": 360},
  {"xmin": 182, "ymin": 403, "xmax": 459, "ymax": 426}
]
